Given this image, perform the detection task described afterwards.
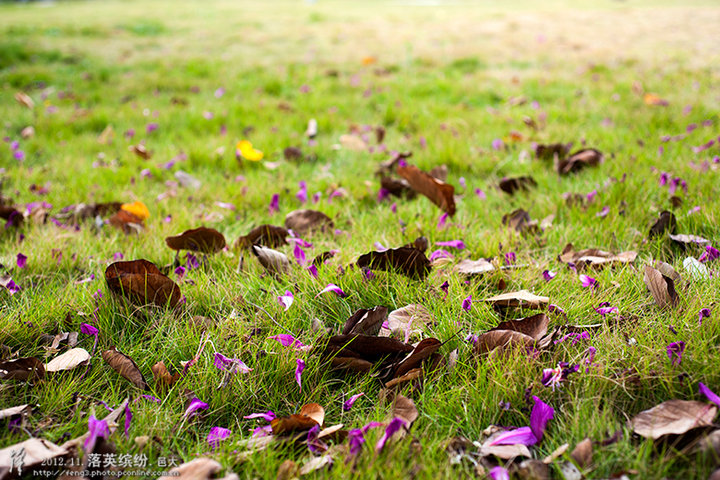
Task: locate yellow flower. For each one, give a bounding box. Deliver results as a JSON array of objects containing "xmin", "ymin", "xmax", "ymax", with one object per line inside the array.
[
  {"xmin": 121, "ymin": 201, "xmax": 150, "ymax": 221},
  {"xmin": 236, "ymin": 140, "xmax": 263, "ymax": 161}
]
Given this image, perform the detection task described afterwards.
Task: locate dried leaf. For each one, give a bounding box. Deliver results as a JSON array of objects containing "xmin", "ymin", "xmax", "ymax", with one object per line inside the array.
[
  {"xmin": 105, "ymin": 259, "xmax": 181, "ymax": 308},
  {"xmin": 558, "ymin": 244, "xmax": 637, "ymax": 269},
  {"xmin": 502, "ymin": 208, "xmax": 533, "ymax": 232},
  {"xmin": 387, "ymin": 338, "xmax": 442, "ymax": 380},
  {"xmin": 251, "ymin": 245, "xmax": 290, "ymax": 275},
  {"xmin": 535, "ymin": 143, "xmax": 571, "ymax": 161},
  {"xmin": 570, "ymin": 438, "xmax": 592, "ymax": 468},
  {"xmin": 0, "ymin": 357, "xmax": 45, "ymax": 381},
  {"xmin": 271, "ymin": 403, "xmax": 324, "ymax": 435},
  {"xmin": 649, "ymin": 211, "xmax": 677, "ymax": 238},
  {"xmin": 330, "ymin": 357, "xmax": 374, "ymax": 372},
  {"xmin": 474, "ymin": 330, "xmax": 534, "ymax": 355},
  {"xmin": 343, "ymin": 306, "xmax": 388, "ymax": 336},
  {"xmin": 643, "ymin": 265, "xmax": 679, "ymax": 309},
  {"xmin": 484, "ymin": 290, "xmax": 549, "ymax": 309},
  {"xmin": 108, "ymin": 209, "xmax": 144, "ymax": 234},
  {"xmin": 557, "ymin": 148, "xmax": 603, "ymax": 175},
  {"xmin": 516, "ymin": 459, "xmax": 551, "ymax": 479},
  {"xmin": 235, "ymin": 224, "xmax": 288, "ymax": 249},
  {"xmin": 630, "ymin": 400, "xmax": 716, "ymax": 439},
  {"xmin": 102, "ymin": 346, "xmax": 148, "ymax": 390},
  {"xmin": 339, "ymin": 134, "xmax": 367, "ymax": 151},
  {"xmin": 499, "ymin": 176, "xmax": 537, "ymax": 195},
  {"xmin": 0, "ymin": 438, "xmax": 67, "ymax": 476},
  {"xmin": 158, "ymin": 457, "xmax": 238, "ymax": 480},
  {"xmin": 14, "ymin": 91, "xmax": 34, "ymax": 109},
  {"xmin": 397, "ymin": 164, "xmax": 456, "ymax": 215},
  {"xmin": 165, "ymin": 227, "xmax": 226, "ymax": 254},
  {"xmin": 380, "ymin": 177, "xmax": 416, "ymax": 199},
  {"xmin": 130, "ymin": 144, "xmax": 152, "ymax": 159},
  {"xmin": 668, "ymin": 233, "xmax": 710, "ymax": 247},
  {"xmin": 393, "ymin": 395, "xmax": 419, "ymax": 427},
  {"xmin": 381, "ymin": 304, "xmax": 433, "ymax": 340},
  {"xmin": 321, "ymin": 334, "xmax": 414, "ymax": 362},
  {"xmin": 152, "ymin": 361, "xmax": 180, "ymax": 388},
  {"xmin": 0, "ymin": 404, "xmax": 29, "ymax": 420},
  {"xmin": 377, "ymin": 151, "xmax": 413, "ymax": 176},
  {"xmin": 455, "ymin": 258, "xmax": 495, "ymax": 276},
  {"xmin": 45, "ymin": 348, "xmax": 91, "ymax": 372},
  {"xmin": 357, "ymin": 247, "xmax": 431, "ymax": 280},
  {"xmin": 429, "ymin": 165, "xmax": 448, "ymax": 182},
  {"xmin": 479, "ymin": 441, "xmax": 531, "ymax": 460},
  {"xmin": 492, "ymin": 313, "xmax": 549, "ymax": 340},
  {"xmin": 284, "ymin": 209, "xmax": 334, "ymax": 234}
]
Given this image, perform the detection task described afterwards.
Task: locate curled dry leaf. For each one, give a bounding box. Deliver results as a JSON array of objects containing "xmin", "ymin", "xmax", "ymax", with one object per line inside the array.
[
  {"xmin": 397, "ymin": 164, "xmax": 456, "ymax": 215},
  {"xmin": 105, "ymin": 259, "xmax": 181, "ymax": 308},
  {"xmin": 235, "ymin": 224, "xmax": 288, "ymax": 249},
  {"xmin": 0, "ymin": 438, "xmax": 67, "ymax": 476},
  {"xmin": 284, "ymin": 209, "xmax": 334, "ymax": 234},
  {"xmin": 14, "ymin": 91, "xmax": 35, "ymax": 109},
  {"xmin": 102, "ymin": 346, "xmax": 148, "ymax": 390},
  {"xmin": 484, "ymin": 290, "xmax": 549, "ymax": 310},
  {"xmin": 165, "ymin": 227, "xmax": 226, "ymax": 254},
  {"xmin": 320, "ymin": 334, "xmax": 413, "ymax": 363},
  {"xmin": 630, "ymin": 400, "xmax": 716, "ymax": 439},
  {"xmin": 502, "ymin": 208, "xmax": 534, "ymax": 233},
  {"xmin": 377, "ymin": 151, "xmax": 413, "ymax": 176},
  {"xmin": 356, "ymin": 246, "xmax": 431, "ymax": 280},
  {"xmin": 474, "ymin": 330, "xmax": 535, "ymax": 355},
  {"xmin": 251, "ymin": 245, "xmax": 290, "ymax": 275},
  {"xmin": 643, "ymin": 265, "xmax": 679, "ymax": 309},
  {"xmin": 557, "ymin": 148, "xmax": 603, "ymax": 175},
  {"xmin": 109, "ymin": 209, "xmax": 144, "ymax": 235},
  {"xmin": 499, "ymin": 176, "xmax": 537, "ymax": 195},
  {"xmin": 429, "ymin": 164, "xmax": 448, "ymax": 182},
  {"xmin": 385, "ymin": 338, "xmax": 442, "ymax": 380},
  {"xmin": 668, "ymin": 233, "xmax": 710, "ymax": 247},
  {"xmin": 152, "ymin": 361, "xmax": 180, "ymax": 388},
  {"xmin": 0, "ymin": 404, "xmax": 30, "ymax": 420},
  {"xmin": 492, "ymin": 313, "xmax": 549, "ymax": 340},
  {"xmin": 271, "ymin": 403, "xmax": 325, "ymax": 435},
  {"xmin": 157, "ymin": 457, "xmax": 238, "ymax": 480},
  {"xmin": 570, "ymin": 438, "xmax": 593, "ymax": 468},
  {"xmin": 343, "ymin": 306, "xmax": 388, "ymax": 336},
  {"xmin": 393, "ymin": 395, "xmax": 419, "ymax": 427},
  {"xmin": 0, "ymin": 357, "xmax": 45, "ymax": 381},
  {"xmin": 455, "ymin": 258, "xmax": 495, "ymax": 276},
  {"xmin": 330, "ymin": 357, "xmax": 374, "ymax": 373},
  {"xmin": 535, "ymin": 143, "xmax": 572, "ymax": 161},
  {"xmin": 559, "ymin": 243, "xmax": 637, "ymax": 269},
  {"xmin": 130, "ymin": 144, "xmax": 151, "ymax": 159},
  {"xmin": 649, "ymin": 211, "xmax": 678, "ymax": 238},
  {"xmin": 312, "ymin": 250, "xmax": 336, "ymax": 267},
  {"xmin": 45, "ymin": 348, "xmax": 91, "ymax": 372},
  {"xmin": 380, "ymin": 176, "xmax": 416, "ymax": 199},
  {"xmin": 381, "ymin": 304, "xmax": 433, "ymax": 340}
]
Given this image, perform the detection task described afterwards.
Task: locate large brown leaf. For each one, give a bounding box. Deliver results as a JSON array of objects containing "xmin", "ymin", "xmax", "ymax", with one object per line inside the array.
[
  {"xmin": 380, "ymin": 177, "xmax": 416, "ymax": 199},
  {"xmin": 631, "ymin": 400, "xmax": 716, "ymax": 439},
  {"xmin": 235, "ymin": 224, "xmax": 288, "ymax": 249},
  {"xmin": 499, "ymin": 176, "xmax": 536, "ymax": 195},
  {"xmin": 152, "ymin": 361, "xmax": 180, "ymax": 389},
  {"xmin": 105, "ymin": 259, "xmax": 181, "ymax": 308},
  {"xmin": 45, "ymin": 348, "xmax": 91, "ymax": 373},
  {"xmin": 342, "ymin": 306, "xmax": 388, "ymax": 336},
  {"xmin": 251, "ymin": 245, "xmax": 290, "ymax": 275},
  {"xmin": 492, "ymin": 313, "xmax": 549, "ymax": 340},
  {"xmin": 474, "ymin": 330, "xmax": 534, "ymax": 355},
  {"xmin": 356, "ymin": 247, "xmax": 431, "ymax": 280},
  {"xmin": 535, "ymin": 142, "xmax": 572, "ymax": 161},
  {"xmin": 284, "ymin": 209, "xmax": 334, "ymax": 234},
  {"xmin": 271, "ymin": 403, "xmax": 324, "ymax": 435},
  {"xmin": 102, "ymin": 346, "xmax": 148, "ymax": 390},
  {"xmin": 321, "ymin": 334, "xmax": 413, "ymax": 362},
  {"xmin": 386, "ymin": 338, "xmax": 442, "ymax": 380},
  {"xmin": 454, "ymin": 258, "xmax": 495, "ymax": 276},
  {"xmin": 643, "ymin": 265, "xmax": 679, "ymax": 309},
  {"xmin": 502, "ymin": 208, "xmax": 534, "ymax": 233},
  {"xmin": 397, "ymin": 164, "xmax": 456, "ymax": 215},
  {"xmin": 0, "ymin": 357, "xmax": 45, "ymax": 381},
  {"xmin": 108, "ymin": 210, "xmax": 144, "ymax": 235},
  {"xmin": 559, "ymin": 243, "xmax": 637, "ymax": 268},
  {"xmin": 483, "ymin": 290, "xmax": 549, "ymax": 309},
  {"xmin": 381, "ymin": 304, "xmax": 433, "ymax": 340},
  {"xmin": 0, "ymin": 438, "xmax": 68, "ymax": 477},
  {"xmin": 649, "ymin": 211, "xmax": 678, "ymax": 238},
  {"xmin": 557, "ymin": 148, "xmax": 603, "ymax": 175},
  {"xmin": 165, "ymin": 227, "xmax": 226, "ymax": 254}
]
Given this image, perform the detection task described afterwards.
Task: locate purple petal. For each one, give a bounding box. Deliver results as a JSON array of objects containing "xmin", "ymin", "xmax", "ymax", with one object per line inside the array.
[
  {"xmin": 436, "ymin": 240, "xmax": 466, "ymax": 250},
  {"xmin": 139, "ymin": 395, "xmax": 161, "ymax": 403},
  {"xmin": 504, "ymin": 251, "xmax": 516, "ymax": 265},
  {"xmin": 307, "ymin": 264, "xmax": 318, "ymax": 278},
  {"xmin": 343, "ymin": 393, "xmax": 364, "ymax": 412},
  {"xmin": 213, "ymin": 353, "xmax": 252, "ymax": 374},
  {"xmin": 491, "ymin": 138, "xmax": 504, "ymax": 150},
  {"xmin": 474, "ymin": 188, "xmax": 486, "ymax": 199},
  {"xmin": 699, "ymin": 308, "xmax": 711, "ymax": 325},
  {"xmin": 437, "ymin": 212, "xmax": 449, "ymax": 229},
  {"xmin": 124, "ymin": 404, "xmax": 132, "ymax": 438},
  {"xmin": 268, "ymin": 194, "xmax": 280, "ymax": 215},
  {"xmin": 488, "ymin": 466, "xmax": 510, "ymax": 480},
  {"xmin": 207, "ymin": 426, "xmax": 231, "ymax": 450},
  {"xmin": 316, "ymin": 283, "xmax": 346, "ymax": 297},
  {"xmin": 183, "ymin": 397, "xmax": 209, "ymax": 418},
  {"xmin": 185, "ymin": 253, "xmax": 200, "ymax": 270},
  {"xmin": 529, "ymin": 396, "xmax": 554, "ymax": 443},
  {"xmin": 595, "ymin": 305, "xmax": 618, "ymax": 316},
  {"xmin": 429, "ymin": 249, "xmax": 453, "ymax": 262},
  {"xmin": 487, "ymin": 426, "xmax": 537, "ymax": 446},
  {"xmin": 699, "ymin": 382, "xmax": 720, "ymax": 408},
  {"xmin": 295, "ymin": 359, "xmax": 305, "ymax": 390},
  {"xmin": 84, "ymin": 415, "xmax": 110, "ymax": 452},
  {"xmin": 278, "ymin": 291, "xmax": 294, "ymax": 311},
  {"xmin": 462, "ymin": 295, "xmax": 472, "ymax": 312},
  {"xmin": 269, "ymin": 334, "xmax": 305, "ymax": 349},
  {"xmin": 2, "ymin": 278, "xmax": 20, "ymax": 295},
  {"xmin": 243, "ymin": 411, "xmax": 276, "ymax": 422},
  {"xmin": 293, "ymin": 243, "xmax": 307, "ymax": 266},
  {"xmin": 666, "ymin": 341, "xmax": 686, "ymax": 366},
  {"xmin": 375, "ymin": 417, "xmax": 406, "ymax": 452},
  {"xmin": 174, "ymin": 266, "xmax": 187, "ymax": 278},
  {"xmin": 699, "ymin": 245, "xmax": 720, "ymax": 263},
  {"xmin": 440, "ymin": 281, "xmax": 449, "ymax": 295},
  {"xmin": 596, "ymin": 206, "xmax": 610, "ymax": 218},
  {"xmin": 80, "ymin": 323, "xmax": 99, "ymax": 337},
  {"xmin": 543, "ymin": 270, "xmax": 556, "ymax": 282},
  {"xmin": 579, "ymin": 274, "xmax": 597, "ymax": 288},
  {"xmin": 16, "ymin": 253, "xmax": 27, "ymax": 269},
  {"xmin": 348, "ymin": 428, "xmax": 366, "ymax": 455},
  {"xmin": 548, "ymin": 303, "xmax": 565, "ymax": 315}
]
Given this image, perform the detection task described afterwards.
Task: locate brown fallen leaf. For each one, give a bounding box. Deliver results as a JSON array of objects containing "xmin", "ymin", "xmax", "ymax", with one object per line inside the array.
[
  {"xmin": 235, "ymin": 224, "xmax": 288, "ymax": 249},
  {"xmin": 276, "ymin": 460, "xmax": 299, "ymax": 480},
  {"xmin": 14, "ymin": 91, "xmax": 34, "ymax": 109},
  {"xmin": 0, "ymin": 438, "xmax": 67, "ymax": 477},
  {"xmin": 321, "ymin": 334, "xmax": 414, "ymax": 363},
  {"xmin": 484, "ymin": 290, "xmax": 549, "ymax": 310},
  {"xmin": 157, "ymin": 457, "xmax": 239, "ymax": 480},
  {"xmin": 643, "ymin": 265, "xmax": 679, "ymax": 309},
  {"xmin": 0, "ymin": 404, "xmax": 30, "ymax": 421},
  {"xmin": 165, "ymin": 227, "xmax": 226, "ymax": 254},
  {"xmin": 380, "ymin": 176, "xmax": 416, "ymax": 199},
  {"xmin": 0, "ymin": 205, "xmax": 23, "ymax": 228},
  {"xmin": 502, "ymin": 208, "xmax": 534, "ymax": 233},
  {"xmin": 492, "ymin": 313, "xmax": 549, "ymax": 340},
  {"xmin": 357, "ymin": 247, "xmax": 431, "ymax": 280},
  {"xmin": 454, "ymin": 258, "xmax": 495, "ymax": 276},
  {"xmin": 377, "ymin": 151, "xmax": 413, "ymax": 176},
  {"xmin": 331, "ymin": 357, "xmax": 374, "ymax": 373},
  {"xmin": 283, "ymin": 146, "xmax": 303, "ymax": 161},
  {"xmin": 535, "ymin": 143, "xmax": 572, "ymax": 161},
  {"xmin": 251, "ymin": 245, "xmax": 290, "ymax": 275},
  {"xmin": 397, "ymin": 164, "xmax": 456, "ymax": 215},
  {"xmin": 45, "ymin": 348, "xmax": 91, "ymax": 373},
  {"xmin": 649, "ymin": 211, "xmax": 677, "ymax": 238},
  {"xmin": 130, "ymin": 144, "xmax": 152, "ymax": 160},
  {"xmin": 516, "ymin": 459, "xmax": 551, "ymax": 478},
  {"xmin": 102, "ymin": 346, "xmax": 148, "ymax": 390},
  {"xmin": 429, "ymin": 165, "xmax": 448, "ymax": 182},
  {"xmin": 105, "ymin": 259, "xmax": 181, "ymax": 308},
  {"xmin": 152, "ymin": 361, "xmax": 180, "ymax": 389},
  {"xmin": 499, "ymin": 176, "xmax": 537, "ymax": 195},
  {"xmin": 557, "ymin": 148, "xmax": 603, "ymax": 175},
  {"xmin": 668, "ymin": 233, "xmax": 710, "ymax": 247},
  {"xmin": 570, "ymin": 438, "xmax": 593, "ymax": 468},
  {"xmin": 284, "ymin": 209, "xmax": 334, "ymax": 234},
  {"xmin": 0, "ymin": 357, "xmax": 45, "ymax": 381},
  {"xmin": 343, "ymin": 306, "xmax": 388, "ymax": 336},
  {"xmin": 558, "ymin": 243, "xmax": 637, "ymax": 269},
  {"xmin": 393, "ymin": 395, "xmax": 419, "ymax": 426},
  {"xmin": 381, "ymin": 304, "xmax": 433, "ymax": 340},
  {"xmin": 271, "ymin": 403, "xmax": 325, "ymax": 435},
  {"xmin": 474, "ymin": 330, "xmax": 535, "ymax": 355},
  {"xmin": 385, "ymin": 338, "xmax": 442, "ymax": 380},
  {"xmin": 630, "ymin": 400, "xmax": 716, "ymax": 439},
  {"xmin": 339, "ymin": 134, "xmax": 367, "ymax": 151},
  {"xmin": 108, "ymin": 209, "xmax": 144, "ymax": 235}
]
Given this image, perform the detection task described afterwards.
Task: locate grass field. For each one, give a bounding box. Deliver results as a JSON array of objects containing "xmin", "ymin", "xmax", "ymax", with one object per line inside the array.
[{"xmin": 1, "ymin": 0, "xmax": 720, "ymax": 478}]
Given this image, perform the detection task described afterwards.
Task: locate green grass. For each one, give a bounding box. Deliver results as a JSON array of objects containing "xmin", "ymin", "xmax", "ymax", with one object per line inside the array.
[{"xmin": 1, "ymin": 0, "xmax": 720, "ymax": 478}]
